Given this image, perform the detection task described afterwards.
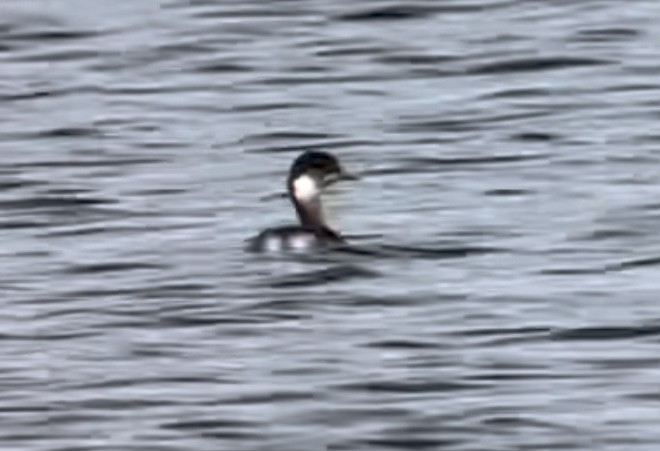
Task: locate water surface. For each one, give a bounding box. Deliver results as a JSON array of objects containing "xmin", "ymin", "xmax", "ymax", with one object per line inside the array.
[{"xmin": 2, "ymin": 0, "xmax": 660, "ymax": 449}]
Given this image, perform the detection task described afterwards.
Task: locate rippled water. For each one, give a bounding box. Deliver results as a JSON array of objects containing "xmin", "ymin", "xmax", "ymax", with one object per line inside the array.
[{"xmin": 3, "ymin": 0, "xmax": 660, "ymax": 449}]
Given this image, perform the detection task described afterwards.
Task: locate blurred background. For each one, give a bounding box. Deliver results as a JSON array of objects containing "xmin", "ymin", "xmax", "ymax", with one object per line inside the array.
[{"xmin": 2, "ymin": 0, "xmax": 660, "ymax": 449}]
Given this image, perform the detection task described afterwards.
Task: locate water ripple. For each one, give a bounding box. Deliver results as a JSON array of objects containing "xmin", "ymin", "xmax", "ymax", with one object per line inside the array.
[{"xmin": 2, "ymin": 0, "xmax": 660, "ymax": 449}]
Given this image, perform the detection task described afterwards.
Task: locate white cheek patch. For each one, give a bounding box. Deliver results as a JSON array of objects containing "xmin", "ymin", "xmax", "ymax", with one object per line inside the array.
[{"xmin": 293, "ymin": 175, "xmax": 319, "ymax": 202}]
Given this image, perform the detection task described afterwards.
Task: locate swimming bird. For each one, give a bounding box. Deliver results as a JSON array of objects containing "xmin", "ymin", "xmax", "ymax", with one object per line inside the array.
[{"xmin": 248, "ymin": 150, "xmax": 357, "ymax": 252}]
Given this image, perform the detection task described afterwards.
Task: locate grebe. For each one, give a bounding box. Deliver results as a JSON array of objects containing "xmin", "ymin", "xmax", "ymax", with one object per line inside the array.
[{"xmin": 248, "ymin": 151, "xmax": 356, "ymax": 252}]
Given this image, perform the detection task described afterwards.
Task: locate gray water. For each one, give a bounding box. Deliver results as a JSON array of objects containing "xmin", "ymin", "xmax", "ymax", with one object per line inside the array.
[{"xmin": 2, "ymin": 0, "xmax": 660, "ymax": 449}]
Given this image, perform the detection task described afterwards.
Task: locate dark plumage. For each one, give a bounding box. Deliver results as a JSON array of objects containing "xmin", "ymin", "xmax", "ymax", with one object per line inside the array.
[{"xmin": 248, "ymin": 151, "xmax": 356, "ymax": 252}]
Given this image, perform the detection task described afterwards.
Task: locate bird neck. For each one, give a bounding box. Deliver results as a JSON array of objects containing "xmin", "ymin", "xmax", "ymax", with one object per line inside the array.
[{"xmin": 288, "ymin": 173, "xmax": 327, "ymax": 229}]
